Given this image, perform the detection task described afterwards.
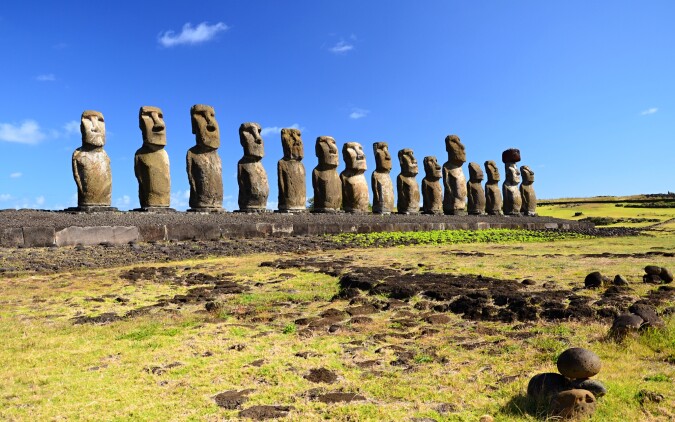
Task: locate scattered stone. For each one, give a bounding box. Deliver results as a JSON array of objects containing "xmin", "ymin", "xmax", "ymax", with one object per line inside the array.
[
  {"xmin": 637, "ymin": 389, "xmax": 664, "ymax": 404},
  {"xmin": 304, "ymin": 368, "xmax": 338, "ymax": 384},
  {"xmin": 570, "ymin": 378, "xmax": 607, "ymax": 398},
  {"xmin": 644, "ymin": 265, "xmax": 662, "ymax": 275},
  {"xmin": 584, "ymin": 272, "xmax": 605, "ymax": 288},
  {"xmin": 239, "ymin": 405, "xmax": 293, "ymax": 420},
  {"xmin": 613, "ymin": 275, "xmax": 629, "ymax": 286},
  {"xmin": 521, "ymin": 278, "xmax": 536, "ymax": 286},
  {"xmin": 346, "ymin": 304, "xmax": 377, "ymax": 316},
  {"xmin": 557, "ymin": 348, "xmax": 602, "ymax": 379},
  {"xmin": 435, "ymin": 403, "xmax": 457, "ymax": 414},
  {"xmin": 315, "ymin": 392, "xmax": 366, "ymax": 403},
  {"xmin": 549, "ymin": 389, "xmax": 597, "ymax": 420},
  {"xmin": 479, "ymin": 416, "xmax": 494, "ymax": 422},
  {"xmin": 660, "ymin": 267, "xmax": 673, "ymax": 283},
  {"xmin": 424, "ymin": 314, "xmax": 451, "ymax": 325},
  {"xmin": 629, "ymin": 303, "xmax": 665, "ymax": 328},
  {"xmin": 609, "ymin": 313, "xmax": 644, "ymax": 340},
  {"xmin": 214, "ymin": 389, "xmax": 253, "ymax": 409},
  {"xmin": 249, "ymin": 359, "xmax": 265, "ymax": 367},
  {"xmin": 643, "ymin": 274, "xmax": 663, "ymax": 284},
  {"xmin": 527, "ymin": 372, "xmax": 570, "ymax": 401},
  {"xmin": 350, "ymin": 316, "xmax": 373, "ymax": 324},
  {"xmin": 72, "ymin": 312, "xmax": 121, "ymax": 325}
]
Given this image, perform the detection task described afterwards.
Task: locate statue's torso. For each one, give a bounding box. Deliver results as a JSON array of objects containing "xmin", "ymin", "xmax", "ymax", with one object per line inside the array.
[{"xmin": 73, "ymin": 149, "xmax": 112, "ymax": 206}]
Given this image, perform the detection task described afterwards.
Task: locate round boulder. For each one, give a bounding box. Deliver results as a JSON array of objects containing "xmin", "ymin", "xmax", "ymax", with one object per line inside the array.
[
  {"xmin": 643, "ymin": 274, "xmax": 663, "ymax": 284},
  {"xmin": 613, "ymin": 275, "xmax": 628, "ymax": 286},
  {"xmin": 527, "ymin": 372, "xmax": 570, "ymax": 401},
  {"xmin": 549, "ymin": 389, "xmax": 597, "ymax": 420},
  {"xmin": 609, "ymin": 313, "xmax": 643, "ymax": 341},
  {"xmin": 660, "ymin": 267, "xmax": 673, "ymax": 283},
  {"xmin": 644, "ymin": 265, "xmax": 662, "ymax": 275},
  {"xmin": 557, "ymin": 348, "xmax": 602, "ymax": 379},
  {"xmin": 629, "ymin": 303, "xmax": 665, "ymax": 328},
  {"xmin": 501, "ymin": 148, "xmax": 521, "ymax": 163},
  {"xmin": 584, "ymin": 272, "xmax": 604, "ymax": 288},
  {"xmin": 570, "ymin": 378, "xmax": 607, "ymax": 398}
]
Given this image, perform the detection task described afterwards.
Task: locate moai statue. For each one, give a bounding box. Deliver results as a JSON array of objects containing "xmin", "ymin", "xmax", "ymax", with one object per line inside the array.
[
  {"xmin": 396, "ymin": 149, "xmax": 420, "ymax": 214},
  {"xmin": 467, "ymin": 162, "xmax": 486, "ymax": 215},
  {"xmin": 135, "ymin": 106, "xmax": 173, "ymax": 211},
  {"xmin": 484, "ymin": 160, "xmax": 503, "ymax": 215},
  {"xmin": 520, "ymin": 165, "xmax": 537, "ymax": 216},
  {"xmin": 340, "ymin": 142, "xmax": 369, "ymax": 213},
  {"xmin": 277, "ymin": 128, "xmax": 306, "ymax": 213},
  {"xmin": 502, "ymin": 148, "xmax": 522, "ymax": 216},
  {"xmin": 237, "ymin": 122, "xmax": 269, "ymax": 212},
  {"xmin": 312, "ymin": 136, "xmax": 342, "ymax": 212},
  {"xmin": 442, "ymin": 135, "xmax": 468, "ymax": 215},
  {"xmin": 71, "ymin": 110, "xmax": 115, "ymax": 211},
  {"xmin": 422, "ymin": 156, "xmax": 443, "ymax": 215},
  {"xmin": 186, "ymin": 104, "xmax": 223, "ymax": 212},
  {"xmin": 371, "ymin": 142, "xmax": 394, "ymax": 214}
]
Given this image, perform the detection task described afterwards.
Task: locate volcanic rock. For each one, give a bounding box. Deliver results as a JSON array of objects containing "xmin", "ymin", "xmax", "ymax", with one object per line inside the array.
[
  {"xmin": 557, "ymin": 348, "xmax": 601, "ymax": 379},
  {"xmin": 527, "ymin": 372, "xmax": 570, "ymax": 401},
  {"xmin": 549, "ymin": 389, "xmax": 597, "ymax": 420}
]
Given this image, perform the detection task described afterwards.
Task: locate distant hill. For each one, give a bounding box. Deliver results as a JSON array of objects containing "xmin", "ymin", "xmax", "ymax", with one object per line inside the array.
[{"xmin": 539, "ymin": 192, "xmax": 675, "ymax": 205}]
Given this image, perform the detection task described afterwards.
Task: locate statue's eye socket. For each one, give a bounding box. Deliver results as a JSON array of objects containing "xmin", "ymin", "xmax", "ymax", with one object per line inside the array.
[{"xmin": 158, "ymin": 114, "xmax": 163, "ymax": 119}]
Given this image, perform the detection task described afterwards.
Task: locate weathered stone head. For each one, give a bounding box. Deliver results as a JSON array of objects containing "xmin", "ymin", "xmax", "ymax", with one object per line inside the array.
[
  {"xmin": 373, "ymin": 142, "xmax": 392, "ymax": 172},
  {"xmin": 191, "ymin": 104, "xmax": 219, "ymax": 149},
  {"xmin": 139, "ymin": 106, "xmax": 166, "ymax": 147},
  {"xmin": 316, "ymin": 136, "xmax": 339, "ymax": 168},
  {"xmin": 281, "ymin": 128, "xmax": 303, "ymax": 161},
  {"xmin": 81, "ymin": 110, "xmax": 105, "ymax": 148},
  {"xmin": 506, "ymin": 163, "xmax": 521, "ymax": 184},
  {"xmin": 485, "ymin": 160, "xmax": 500, "ymax": 182},
  {"xmin": 424, "ymin": 156, "xmax": 442, "ymax": 180},
  {"xmin": 398, "ymin": 149, "xmax": 418, "ymax": 177},
  {"xmin": 502, "ymin": 148, "xmax": 521, "ymax": 163},
  {"xmin": 239, "ymin": 122, "xmax": 264, "ymax": 159},
  {"xmin": 445, "ymin": 135, "xmax": 466, "ymax": 165},
  {"xmin": 468, "ymin": 162, "xmax": 484, "ymax": 182},
  {"xmin": 521, "ymin": 165, "xmax": 534, "ymax": 184},
  {"xmin": 342, "ymin": 142, "xmax": 367, "ymax": 172}
]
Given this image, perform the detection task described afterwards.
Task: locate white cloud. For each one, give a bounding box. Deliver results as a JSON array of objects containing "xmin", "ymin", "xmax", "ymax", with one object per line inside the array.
[
  {"xmin": 640, "ymin": 107, "xmax": 658, "ymax": 116},
  {"xmin": 330, "ymin": 40, "xmax": 354, "ymax": 54},
  {"xmin": 63, "ymin": 120, "xmax": 79, "ymax": 137},
  {"xmin": 260, "ymin": 123, "xmax": 302, "ymax": 137},
  {"xmin": 35, "ymin": 196, "xmax": 45, "ymax": 206},
  {"xmin": 115, "ymin": 195, "xmax": 131, "ymax": 208},
  {"xmin": 0, "ymin": 120, "xmax": 47, "ymax": 144},
  {"xmin": 158, "ymin": 22, "xmax": 228, "ymax": 47},
  {"xmin": 9, "ymin": 172, "xmax": 22, "ymax": 178},
  {"xmin": 170, "ymin": 189, "xmax": 191, "ymax": 209},
  {"xmin": 36, "ymin": 74, "xmax": 56, "ymax": 82},
  {"xmin": 349, "ymin": 108, "xmax": 369, "ymax": 119},
  {"xmin": 0, "ymin": 194, "xmax": 12, "ymax": 201}
]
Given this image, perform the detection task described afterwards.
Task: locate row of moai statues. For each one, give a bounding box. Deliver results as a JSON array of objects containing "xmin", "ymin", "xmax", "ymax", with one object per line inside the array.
[{"xmin": 72, "ymin": 106, "xmax": 536, "ymax": 215}]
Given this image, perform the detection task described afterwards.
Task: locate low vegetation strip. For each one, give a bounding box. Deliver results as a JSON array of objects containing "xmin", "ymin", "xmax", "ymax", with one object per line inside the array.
[{"xmin": 331, "ymin": 228, "xmax": 592, "ymax": 247}]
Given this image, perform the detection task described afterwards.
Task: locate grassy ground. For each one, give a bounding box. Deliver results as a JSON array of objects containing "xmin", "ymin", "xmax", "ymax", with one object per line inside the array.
[{"xmin": 1, "ymin": 201, "xmax": 674, "ymax": 421}]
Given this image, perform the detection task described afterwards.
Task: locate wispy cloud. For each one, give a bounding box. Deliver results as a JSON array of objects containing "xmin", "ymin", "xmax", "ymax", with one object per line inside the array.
[
  {"xmin": 0, "ymin": 194, "xmax": 12, "ymax": 201},
  {"xmin": 260, "ymin": 123, "xmax": 302, "ymax": 137},
  {"xmin": 9, "ymin": 172, "xmax": 22, "ymax": 179},
  {"xmin": 63, "ymin": 120, "xmax": 80, "ymax": 137},
  {"xmin": 640, "ymin": 107, "xmax": 658, "ymax": 116},
  {"xmin": 115, "ymin": 195, "xmax": 131, "ymax": 209},
  {"xmin": 0, "ymin": 120, "xmax": 47, "ymax": 144},
  {"xmin": 170, "ymin": 189, "xmax": 191, "ymax": 209},
  {"xmin": 158, "ymin": 22, "xmax": 228, "ymax": 47},
  {"xmin": 330, "ymin": 40, "xmax": 354, "ymax": 54},
  {"xmin": 349, "ymin": 108, "xmax": 369, "ymax": 119},
  {"xmin": 36, "ymin": 74, "xmax": 56, "ymax": 82}
]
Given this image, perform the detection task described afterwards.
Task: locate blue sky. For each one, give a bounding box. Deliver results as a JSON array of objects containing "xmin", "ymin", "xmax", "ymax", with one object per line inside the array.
[{"xmin": 0, "ymin": 1, "xmax": 673, "ymax": 210}]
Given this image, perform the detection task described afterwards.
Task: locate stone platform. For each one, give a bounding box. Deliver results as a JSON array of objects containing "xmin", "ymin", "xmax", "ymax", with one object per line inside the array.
[{"xmin": 0, "ymin": 209, "xmax": 593, "ymax": 248}]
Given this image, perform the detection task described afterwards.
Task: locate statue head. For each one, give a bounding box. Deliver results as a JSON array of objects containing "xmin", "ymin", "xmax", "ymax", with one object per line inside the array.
[
  {"xmin": 80, "ymin": 110, "xmax": 105, "ymax": 148},
  {"xmin": 281, "ymin": 128, "xmax": 303, "ymax": 161},
  {"xmin": 468, "ymin": 162, "xmax": 484, "ymax": 182},
  {"xmin": 190, "ymin": 104, "xmax": 219, "ymax": 149},
  {"xmin": 315, "ymin": 136, "xmax": 339, "ymax": 168},
  {"xmin": 445, "ymin": 135, "xmax": 466, "ymax": 165},
  {"xmin": 484, "ymin": 160, "xmax": 500, "ymax": 182},
  {"xmin": 373, "ymin": 142, "xmax": 392, "ymax": 172},
  {"xmin": 342, "ymin": 142, "xmax": 367, "ymax": 172},
  {"xmin": 505, "ymin": 162, "xmax": 521, "ymax": 184},
  {"xmin": 520, "ymin": 165, "xmax": 534, "ymax": 184},
  {"xmin": 139, "ymin": 106, "xmax": 166, "ymax": 147},
  {"xmin": 398, "ymin": 149, "xmax": 418, "ymax": 177},
  {"xmin": 239, "ymin": 122, "xmax": 264, "ymax": 159},
  {"xmin": 423, "ymin": 156, "xmax": 442, "ymax": 179}
]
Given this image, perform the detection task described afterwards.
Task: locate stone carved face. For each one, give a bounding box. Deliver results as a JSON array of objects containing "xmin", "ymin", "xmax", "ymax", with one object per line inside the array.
[
  {"xmin": 373, "ymin": 142, "xmax": 392, "ymax": 172},
  {"xmin": 343, "ymin": 142, "xmax": 367, "ymax": 172},
  {"xmin": 505, "ymin": 163, "xmax": 521, "ymax": 184},
  {"xmin": 468, "ymin": 162, "xmax": 484, "ymax": 182},
  {"xmin": 81, "ymin": 110, "xmax": 105, "ymax": 147},
  {"xmin": 239, "ymin": 122, "xmax": 264, "ymax": 159},
  {"xmin": 424, "ymin": 156, "xmax": 442, "ymax": 179},
  {"xmin": 445, "ymin": 135, "xmax": 466, "ymax": 165},
  {"xmin": 316, "ymin": 136, "xmax": 339, "ymax": 168},
  {"xmin": 398, "ymin": 149, "xmax": 418, "ymax": 177},
  {"xmin": 484, "ymin": 160, "xmax": 500, "ymax": 182},
  {"xmin": 520, "ymin": 165, "xmax": 534, "ymax": 183},
  {"xmin": 281, "ymin": 128, "xmax": 303, "ymax": 160},
  {"xmin": 191, "ymin": 104, "xmax": 219, "ymax": 149},
  {"xmin": 139, "ymin": 106, "xmax": 166, "ymax": 146}
]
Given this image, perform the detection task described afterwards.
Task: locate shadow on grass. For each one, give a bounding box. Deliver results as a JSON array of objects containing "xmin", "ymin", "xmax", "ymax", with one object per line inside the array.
[{"xmin": 500, "ymin": 394, "xmax": 549, "ymax": 420}]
